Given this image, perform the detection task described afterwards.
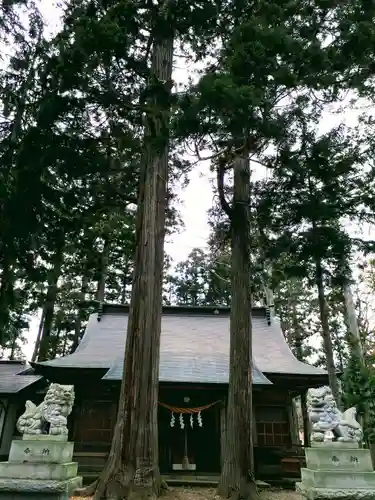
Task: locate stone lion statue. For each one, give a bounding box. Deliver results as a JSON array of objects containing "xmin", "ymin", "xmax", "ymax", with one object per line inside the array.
[
  {"xmin": 17, "ymin": 383, "xmax": 75, "ymax": 437},
  {"xmin": 307, "ymin": 386, "xmax": 363, "ymax": 443}
]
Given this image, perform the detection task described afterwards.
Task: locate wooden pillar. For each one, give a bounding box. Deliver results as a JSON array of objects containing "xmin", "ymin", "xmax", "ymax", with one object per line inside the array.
[
  {"xmin": 301, "ymin": 390, "xmax": 310, "ymax": 448},
  {"xmin": 287, "ymin": 394, "xmax": 300, "ymax": 445}
]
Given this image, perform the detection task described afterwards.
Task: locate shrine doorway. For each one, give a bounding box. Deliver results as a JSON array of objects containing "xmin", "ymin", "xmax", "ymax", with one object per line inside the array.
[{"xmin": 158, "ymin": 401, "xmax": 221, "ymax": 474}]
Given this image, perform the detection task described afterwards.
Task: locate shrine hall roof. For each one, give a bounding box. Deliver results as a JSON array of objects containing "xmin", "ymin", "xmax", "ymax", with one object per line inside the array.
[
  {"xmin": 34, "ymin": 304, "xmax": 326, "ymax": 384},
  {"xmin": 0, "ymin": 360, "xmax": 43, "ymax": 395}
]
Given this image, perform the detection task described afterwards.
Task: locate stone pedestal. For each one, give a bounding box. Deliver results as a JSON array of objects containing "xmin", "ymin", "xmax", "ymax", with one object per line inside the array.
[
  {"xmin": 0, "ymin": 435, "xmax": 82, "ymax": 500},
  {"xmin": 296, "ymin": 442, "xmax": 375, "ymax": 500}
]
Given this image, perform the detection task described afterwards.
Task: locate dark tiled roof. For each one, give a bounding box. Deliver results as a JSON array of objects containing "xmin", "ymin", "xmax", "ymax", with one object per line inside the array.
[
  {"xmin": 0, "ymin": 361, "xmax": 43, "ymax": 395},
  {"xmin": 36, "ymin": 305, "xmax": 326, "ymax": 384},
  {"xmin": 103, "ymin": 355, "xmax": 271, "ymax": 384}
]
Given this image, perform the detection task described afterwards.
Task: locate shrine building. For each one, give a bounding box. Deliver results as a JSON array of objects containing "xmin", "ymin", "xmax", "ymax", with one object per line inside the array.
[{"xmin": 0, "ymin": 304, "xmax": 328, "ymax": 484}]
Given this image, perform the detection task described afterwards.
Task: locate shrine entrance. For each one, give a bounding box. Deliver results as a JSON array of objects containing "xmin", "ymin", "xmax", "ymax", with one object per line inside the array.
[{"xmin": 158, "ymin": 396, "xmax": 221, "ymax": 474}]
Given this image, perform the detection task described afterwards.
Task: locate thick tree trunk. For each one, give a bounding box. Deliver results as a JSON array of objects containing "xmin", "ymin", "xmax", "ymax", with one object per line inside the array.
[
  {"xmin": 37, "ymin": 239, "xmax": 64, "ymax": 361},
  {"xmin": 76, "ymin": 33, "xmax": 173, "ymax": 500},
  {"xmin": 315, "ymin": 257, "xmax": 341, "ymax": 407},
  {"xmin": 217, "ymin": 155, "xmax": 259, "ymax": 500}
]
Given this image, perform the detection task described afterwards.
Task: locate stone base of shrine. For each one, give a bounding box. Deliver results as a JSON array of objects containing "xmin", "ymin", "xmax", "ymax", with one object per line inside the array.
[
  {"xmin": 0, "ymin": 437, "xmax": 82, "ymax": 500},
  {"xmin": 0, "ymin": 476, "xmax": 82, "ymax": 500},
  {"xmin": 296, "ymin": 482, "xmax": 375, "ymax": 500},
  {"xmin": 297, "ymin": 444, "xmax": 375, "ymax": 500}
]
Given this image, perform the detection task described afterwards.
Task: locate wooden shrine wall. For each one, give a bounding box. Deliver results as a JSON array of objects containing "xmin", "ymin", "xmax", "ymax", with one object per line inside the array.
[
  {"xmin": 253, "ymin": 388, "xmax": 291, "ymax": 448},
  {"xmin": 71, "ymin": 384, "xmax": 117, "ymax": 452},
  {"xmin": 70, "ymin": 383, "xmax": 300, "ymax": 478}
]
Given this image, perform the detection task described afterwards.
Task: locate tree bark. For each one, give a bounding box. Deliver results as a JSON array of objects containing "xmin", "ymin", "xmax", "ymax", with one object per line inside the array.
[
  {"xmin": 37, "ymin": 238, "xmax": 64, "ymax": 361},
  {"xmin": 217, "ymin": 155, "xmax": 259, "ymax": 500},
  {"xmin": 315, "ymin": 257, "xmax": 341, "ymax": 407},
  {"xmin": 76, "ymin": 29, "xmax": 173, "ymax": 500}
]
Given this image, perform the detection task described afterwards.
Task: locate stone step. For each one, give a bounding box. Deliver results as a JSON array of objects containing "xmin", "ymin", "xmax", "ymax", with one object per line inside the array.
[
  {"xmin": 305, "ymin": 447, "xmax": 373, "ymax": 472},
  {"xmin": 9, "ymin": 439, "xmax": 74, "ymax": 464},
  {"xmin": 297, "ymin": 481, "xmax": 375, "ymax": 500},
  {"xmin": 0, "ymin": 476, "xmax": 82, "ymax": 497},
  {"xmin": 0, "ymin": 462, "xmax": 78, "ymax": 481},
  {"xmin": 301, "ymin": 468, "xmax": 375, "ymax": 489},
  {"xmin": 77, "ymin": 464, "xmax": 103, "ymax": 472},
  {"xmin": 73, "ymin": 453, "xmax": 107, "ymax": 467}
]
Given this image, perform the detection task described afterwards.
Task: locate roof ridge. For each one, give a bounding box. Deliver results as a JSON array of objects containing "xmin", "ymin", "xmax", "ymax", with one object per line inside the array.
[{"xmin": 99, "ymin": 303, "xmax": 268, "ymax": 320}]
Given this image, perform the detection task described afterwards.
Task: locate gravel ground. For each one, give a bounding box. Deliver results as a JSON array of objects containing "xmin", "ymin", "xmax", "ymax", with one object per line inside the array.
[
  {"xmin": 163, "ymin": 486, "xmax": 303, "ymax": 500},
  {"xmin": 71, "ymin": 485, "xmax": 304, "ymax": 500}
]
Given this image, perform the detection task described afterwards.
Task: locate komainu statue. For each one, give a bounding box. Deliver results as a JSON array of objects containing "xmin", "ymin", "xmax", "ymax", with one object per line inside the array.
[
  {"xmin": 17, "ymin": 383, "xmax": 74, "ymax": 437},
  {"xmin": 307, "ymin": 386, "xmax": 363, "ymax": 443}
]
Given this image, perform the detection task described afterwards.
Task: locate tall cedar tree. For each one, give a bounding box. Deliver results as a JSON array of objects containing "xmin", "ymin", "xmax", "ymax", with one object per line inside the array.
[
  {"xmin": 75, "ymin": 10, "xmax": 173, "ymax": 500},
  {"xmin": 217, "ymin": 154, "xmax": 257, "ymax": 498},
  {"xmin": 69, "ymin": 0, "xmax": 225, "ymax": 494}
]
